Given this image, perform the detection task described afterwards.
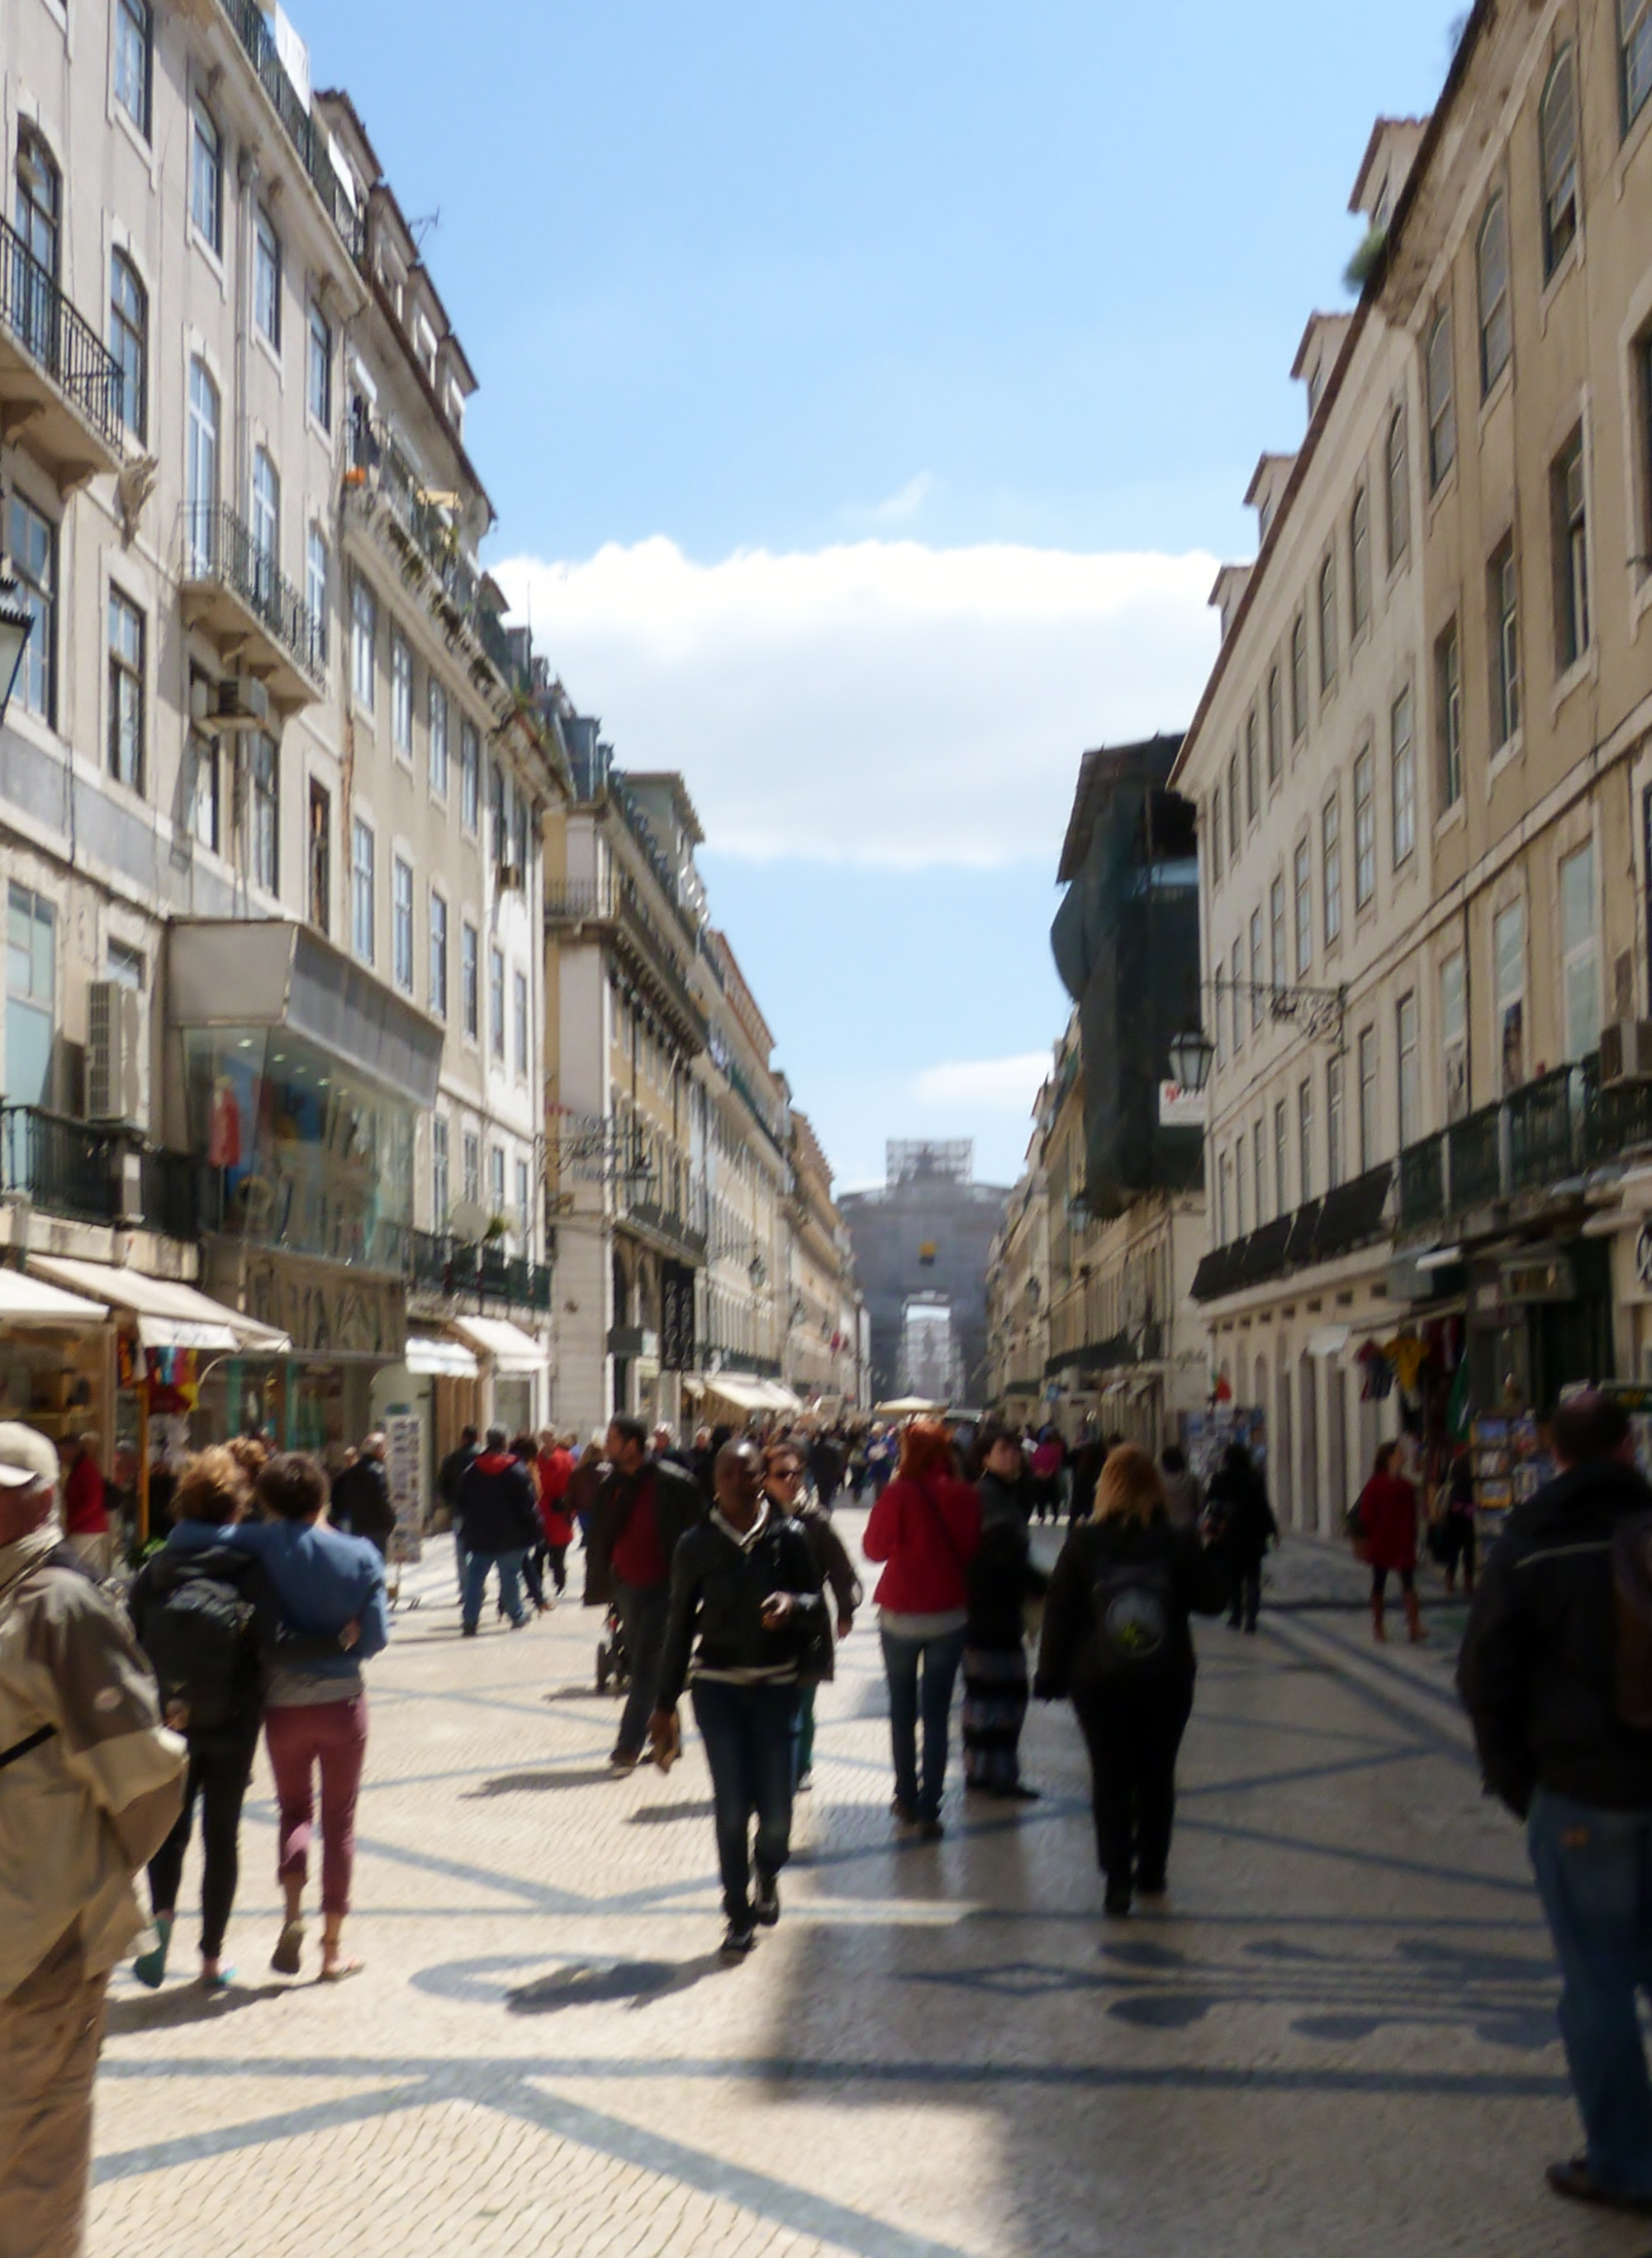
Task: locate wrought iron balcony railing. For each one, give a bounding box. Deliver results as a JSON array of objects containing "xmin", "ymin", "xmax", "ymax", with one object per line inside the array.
[
  {"xmin": 217, "ymin": 0, "xmax": 364, "ymax": 258},
  {"xmin": 179, "ymin": 502, "xmax": 327, "ymax": 688},
  {"xmin": 0, "ymin": 217, "xmax": 122, "ymax": 444}
]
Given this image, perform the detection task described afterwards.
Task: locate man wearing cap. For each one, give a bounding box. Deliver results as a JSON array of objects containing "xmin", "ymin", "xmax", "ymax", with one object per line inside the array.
[{"xmin": 0, "ymin": 1422, "xmax": 186, "ymax": 2253}]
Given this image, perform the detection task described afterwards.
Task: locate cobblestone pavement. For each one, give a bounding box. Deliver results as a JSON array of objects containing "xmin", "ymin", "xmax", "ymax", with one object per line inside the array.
[{"xmin": 89, "ymin": 1521, "xmax": 1652, "ymax": 2257}]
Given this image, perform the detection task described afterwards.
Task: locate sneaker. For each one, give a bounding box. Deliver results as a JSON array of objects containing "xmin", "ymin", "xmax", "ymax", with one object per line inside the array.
[
  {"xmin": 754, "ymin": 1875, "xmax": 780, "ymax": 1927},
  {"xmin": 609, "ymin": 1744, "xmax": 643, "ymax": 1771},
  {"xmin": 461, "ymin": 1623, "xmax": 479, "ymax": 1638},
  {"xmin": 795, "ymin": 1769, "xmax": 814, "ymax": 1794},
  {"xmin": 1104, "ymin": 1888, "xmax": 1132, "ymax": 1918},
  {"xmin": 720, "ymin": 1920, "xmax": 757, "ymax": 1959}
]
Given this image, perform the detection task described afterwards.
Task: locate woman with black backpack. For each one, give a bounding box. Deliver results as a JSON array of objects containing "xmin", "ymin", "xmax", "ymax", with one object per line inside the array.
[{"xmin": 1035, "ymin": 1443, "xmax": 1228, "ymax": 1917}]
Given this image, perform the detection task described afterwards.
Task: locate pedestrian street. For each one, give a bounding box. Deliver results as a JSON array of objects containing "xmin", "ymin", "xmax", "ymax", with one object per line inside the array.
[{"xmin": 88, "ymin": 1523, "xmax": 1650, "ymax": 2258}]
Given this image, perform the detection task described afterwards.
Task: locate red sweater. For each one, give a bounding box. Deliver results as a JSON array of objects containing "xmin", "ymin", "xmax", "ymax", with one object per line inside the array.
[
  {"xmin": 64, "ymin": 1455, "xmax": 107, "ymax": 1536},
  {"xmin": 536, "ymin": 1450, "xmax": 576, "ymax": 1546},
  {"xmin": 1359, "ymin": 1471, "xmax": 1418, "ymax": 1571},
  {"xmin": 863, "ymin": 1474, "xmax": 982, "ymax": 1614}
]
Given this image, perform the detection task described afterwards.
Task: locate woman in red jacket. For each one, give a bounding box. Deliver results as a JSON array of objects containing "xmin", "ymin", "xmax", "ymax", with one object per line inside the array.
[
  {"xmin": 1355, "ymin": 1440, "xmax": 1423, "ymax": 1644},
  {"xmin": 862, "ymin": 1419, "xmax": 982, "ymax": 1838}
]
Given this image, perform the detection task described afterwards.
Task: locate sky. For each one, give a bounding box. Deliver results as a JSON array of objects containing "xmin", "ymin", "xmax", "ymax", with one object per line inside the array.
[{"xmin": 304, "ymin": 0, "xmax": 1463, "ymax": 1190}]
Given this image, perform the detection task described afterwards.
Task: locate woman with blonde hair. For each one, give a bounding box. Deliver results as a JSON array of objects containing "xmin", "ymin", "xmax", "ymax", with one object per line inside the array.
[{"xmin": 1035, "ymin": 1441, "xmax": 1227, "ymax": 1914}]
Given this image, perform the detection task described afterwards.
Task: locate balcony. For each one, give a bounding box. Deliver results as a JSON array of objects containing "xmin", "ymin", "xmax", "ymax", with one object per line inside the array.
[
  {"xmin": 1447, "ymin": 1101, "xmax": 1503, "ymax": 1210},
  {"xmin": 1396, "ymin": 1062, "xmax": 1607, "ymax": 1238},
  {"xmin": 178, "ymin": 503, "xmax": 326, "ymax": 706},
  {"xmin": 1191, "ymin": 1165, "xmax": 1394, "ymax": 1305},
  {"xmin": 0, "ymin": 219, "xmax": 123, "ymax": 485},
  {"xmin": 1397, "ymin": 1134, "xmax": 1446, "ymax": 1232},
  {"xmin": 620, "ymin": 1192, "xmax": 708, "ymax": 1266},
  {"xmin": 0, "ymin": 1106, "xmax": 208, "ymax": 1237},
  {"xmin": 349, "ymin": 431, "xmax": 516, "ymax": 701},
  {"xmin": 409, "ymin": 1229, "xmax": 552, "ymax": 1314},
  {"xmin": 216, "ymin": 0, "xmax": 364, "ymax": 259}
]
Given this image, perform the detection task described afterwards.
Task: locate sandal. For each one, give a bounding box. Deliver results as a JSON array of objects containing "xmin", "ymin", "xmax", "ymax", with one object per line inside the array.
[
  {"xmin": 318, "ymin": 1957, "xmax": 364, "ymax": 1983},
  {"xmin": 271, "ymin": 1918, "xmax": 306, "ymax": 1976}
]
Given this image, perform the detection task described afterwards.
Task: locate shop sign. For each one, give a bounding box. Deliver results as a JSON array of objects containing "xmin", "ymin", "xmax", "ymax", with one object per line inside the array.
[
  {"xmin": 1158, "ymin": 1081, "xmax": 1208, "ymax": 1128},
  {"xmin": 386, "ymin": 1411, "xmax": 424, "ymax": 1564},
  {"xmin": 1498, "ymin": 1255, "xmax": 1574, "ymax": 1305},
  {"xmin": 244, "ymin": 1256, "xmax": 406, "ymax": 1361}
]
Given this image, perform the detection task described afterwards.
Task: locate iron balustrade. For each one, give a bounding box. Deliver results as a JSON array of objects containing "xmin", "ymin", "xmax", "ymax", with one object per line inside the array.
[
  {"xmin": 1446, "ymin": 1100, "xmax": 1502, "ymax": 1210},
  {"xmin": 0, "ymin": 1106, "xmax": 119, "ymax": 1224},
  {"xmin": 410, "ymin": 1229, "xmax": 552, "ymax": 1312},
  {"xmin": 1598, "ymin": 1072, "xmax": 1652, "ymax": 1161},
  {"xmin": 217, "ymin": 0, "xmax": 364, "ymax": 258},
  {"xmin": 544, "ymin": 879, "xmax": 609, "ymax": 924},
  {"xmin": 1398, "ymin": 1133, "xmax": 1446, "ymax": 1230},
  {"xmin": 0, "ymin": 217, "xmax": 122, "ymax": 444},
  {"xmin": 179, "ymin": 502, "xmax": 327, "ymax": 686},
  {"xmin": 1507, "ymin": 1062, "xmax": 1589, "ymax": 1191}
]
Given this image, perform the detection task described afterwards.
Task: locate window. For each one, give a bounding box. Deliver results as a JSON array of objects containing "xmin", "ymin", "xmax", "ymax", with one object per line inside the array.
[
  {"xmin": 306, "ymin": 528, "xmax": 329, "ymax": 663},
  {"xmin": 1384, "ymin": 408, "xmax": 1409, "ymax": 568},
  {"xmin": 489, "ymin": 760, "xmax": 507, "ymax": 864},
  {"xmin": 109, "ymin": 252, "xmax": 147, "ymax": 441},
  {"xmin": 1350, "ymin": 486, "xmax": 1371, "ymax": 637},
  {"xmin": 1253, "ymin": 1120, "xmax": 1266, "ymax": 1226},
  {"xmin": 1327, "ymin": 1054, "xmax": 1346, "ymax": 1189},
  {"xmin": 1540, "ymin": 48, "xmax": 1580, "ymax": 275},
  {"xmin": 1270, "ymin": 873, "xmax": 1286, "ymax": 991},
  {"xmin": 107, "ymin": 940, "xmax": 144, "ymax": 993},
  {"xmin": 1553, "ymin": 430, "xmax": 1591, "ymax": 669},
  {"xmin": 192, "ymin": 728, "xmax": 219, "ymax": 853},
  {"xmin": 1318, "ymin": 554, "xmax": 1337, "ymax": 691},
  {"xmin": 254, "ymin": 207, "xmax": 281, "ymax": 350},
  {"xmin": 250, "ymin": 449, "xmax": 279, "ymax": 599},
  {"xmin": 1357, "ymin": 1027, "xmax": 1379, "ymax": 1172},
  {"xmin": 1560, "ymin": 840, "xmax": 1600, "ymax": 1061},
  {"xmin": 1391, "ymin": 686, "xmax": 1416, "ymax": 867},
  {"xmin": 1436, "ymin": 620, "xmax": 1463, "ymax": 808},
  {"xmin": 461, "ymin": 721, "xmax": 480, "ymax": 832},
  {"xmin": 513, "ymin": 968, "xmax": 529, "ymax": 1077},
  {"xmin": 1298, "ymin": 1077, "xmax": 1314, "ymax": 1203},
  {"xmin": 1294, "ymin": 839, "xmax": 1313, "ymax": 977},
  {"xmin": 1623, "ymin": 0, "xmax": 1652, "ymax": 131},
  {"xmin": 185, "ymin": 359, "xmax": 218, "ymax": 571},
  {"xmin": 1209, "ymin": 793, "xmax": 1223, "ymax": 887},
  {"xmin": 1494, "ymin": 898, "xmax": 1526, "ymax": 1092},
  {"xmin": 1353, "ymin": 746, "xmax": 1375, "ymax": 908},
  {"xmin": 190, "ymin": 100, "xmax": 222, "ymax": 256},
  {"xmin": 14, "ymin": 133, "xmax": 59, "ymax": 370},
  {"xmin": 6, "ymin": 884, "xmax": 55, "ymax": 1109},
  {"xmin": 107, "ymin": 591, "xmax": 144, "ymax": 791},
  {"xmin": 1274, "ymin": 1100, "xmax": 1288, "ymax": 1218},
  {"xmin": 1218, "ymin": 1152, "xmax": 1232, "ymax": 1244},
  {"xmin": 392, "ymin": 632, "xmax": 413, "ymax": 756},
  {"xmin": 1230, "ymin": 938, "xmax": 1244, "ymax": 1055},
  {"xmin": 1226, "ymin": 750, "xmax": 1241, "ymax": 861},
  {"xmin": 1322, "ymin": 791, "xmax": 1342, "ymax": 947},
  {"xmin": 392, "ymin": 857, "xmax": 414, "ymax": 992},
  {"xmin": 1244, "ymin": 710, "xmax": 1260, "ymax": 824},
  {"xmin": 308, "ymin": 781, "xmax": 330, "ymax": 935},
  {"xmin": 1235, "ymin": 1134, "xmax": 1247, "ymax": 1236},
  {"xmin": 10, "ymin": 496, "xmax": 56, "ymax": 725},
  {"xmin": 1290, "ymin": 614, "xmax": 1308, "ymax": 740},
  {"xmin": 429, "ymin": 682, "xmax": 449, "ymax": 796},
  {"xmin": 1427, "ymin": 309, "xmax": 1455, "ymax": 487},
  {"xmin": 516, "ymin": 1158, "xmax": 532, "ymax": 1246},
  {"xmin": 1265, "ymin": 666, "xmax": 1283, "ymax": 786},
  {"xmin": 432, "ymin": 1118, "xmax": 450, "ymax": 1229},
  {"xmin": 490, "ymin": 1146, "xmax": 506, "ymax": 1219},
  {"xmin": 250, "ymin": 734, "xmax": 278, "ymax": 892},
  {"xmin": 1477, "ymin": 194, "xmax": 1511, "ymax": 394},
  {"xmin": 1442, "ymin": 952, "xmax": 1468, "ymax": 1121},
  {"xmin": 351, "ymin": 577, "xmax": 377, "ymax": 710},
  {"xmin": 113, "ymin": 0, "xmax": 152, "ymax": 135},
  {"xmin": 1249, "ymin": 908, "xmax": 1264, "ymax": 1029},
  {"xmin": 463, "ymin": 1131, "xmax": 481, "ymax": 1210},
  {"xmin": 430, "ymin": 892, "xmax": 449, "ymax": 1019},
  {"xmin": 462, "ymin": 922, "xmax": 479, "ymax": 1040},
  {"xmin": 306, "ymin": 303, "xmax": 332, "ymax": 430},
  {"xmin": 1397, "ymin": 993, "xmax": 1420, "ymax": 1147},
  {"xmin": 489, "ymin": 946, "xmax": 506, "ymax": 1060},
  {"xmin": 351, "ymin": 818, "xmax": 375, "ymax": 964},
  {"xmin": 1489, "ymin": 536, "xmax": 1521, "ymax": 749}
]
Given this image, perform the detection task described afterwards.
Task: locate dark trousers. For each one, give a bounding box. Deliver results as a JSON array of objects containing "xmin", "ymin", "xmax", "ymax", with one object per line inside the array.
[
  {"xmin": 1071, "ymin": 1676, "xmax": 1194, "ymax": 1892},
  {"xmin": 520, "ymin": 1547, "xmax": 545, "ymax": 1609},
  {"xmin": 540, "ymin": 1542, "xmax": 568, "ymax": 1595},
  {"xmin": 691, "ymin": 1678, "xmax": 801, "ymax": 1921},
  {"xmin": 1227, "ymin": 1564, "xmax": 1262, "ymax": 1629},
  {"xmin": 615, "ymin": 1580, "xmax": 671, "ymax": 1755},
  {"xmin": 881, "ymin": 1624, "xmax": 966, "ymax": 1823},
  {"xmin": 147, "ymin": 1725, "xmax": 259, "ymax": 1957}
]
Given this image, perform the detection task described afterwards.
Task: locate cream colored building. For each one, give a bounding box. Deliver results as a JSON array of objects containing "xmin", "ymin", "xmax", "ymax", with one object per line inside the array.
[
  {"xmin": 984, "ymin": 1133, "xmax": 1051, "ymax": 1429},
  {"xmin": 786, "ymin": 1107, "xmax": 861, "ymax": 1410}
]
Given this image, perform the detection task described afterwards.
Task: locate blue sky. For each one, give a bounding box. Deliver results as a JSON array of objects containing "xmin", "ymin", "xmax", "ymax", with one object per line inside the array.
[{"xmin": 306, "ymin": 0, "xmax": 1460, "ymax": 1188}]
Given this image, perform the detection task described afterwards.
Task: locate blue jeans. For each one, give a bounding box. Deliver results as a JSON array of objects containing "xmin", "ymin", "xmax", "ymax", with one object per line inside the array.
[
  {"xmin": 691, "ymin": 1678, "xmax": 800, "ymax": 1921},
  {"xmin": 1528, "ymin": 1787, "xmax": 1652, "ymax": 2194},
  {"xmin": 463, "ymin": 1547, "xmax": 526, "ymax": 1630},
  {"xmin": 881, "ymin": 1624, "xmax": 966, "ymax": 1823},
  {"xmin": 615, "ymin": 1581, "xmax": 670, "ymax": 1756},
  {"xmin": 453, "ymin": 1525, "xmax": 468, "ymax": 1599}
]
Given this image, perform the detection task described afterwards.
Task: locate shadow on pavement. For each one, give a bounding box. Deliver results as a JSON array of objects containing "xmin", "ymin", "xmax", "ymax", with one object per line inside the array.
[
  {"xmin": 628, "ymin": 1799, "xmax": 716, "ymax": 1825},
  {"xmin": 463, "ymin": 1766, "xmax": 620, "ymax": 1797},
  {"xmin": 506, "ymin": 1952, "xmax": 728, "ymax": 2014},
  {"xmin": 106, "ymin": 1980, "xmax": 288, "ymax": 2035}
]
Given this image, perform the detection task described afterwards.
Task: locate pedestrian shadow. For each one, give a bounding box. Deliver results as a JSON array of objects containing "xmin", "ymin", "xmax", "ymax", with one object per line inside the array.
[
  {"xmin": 105, "ymin": 1979, "xmax": 287, "ymax": 2034},
  {"xmin": 627, "ymin": 1799, "xmax": 715, "ymax": 1825},
  {"xmin": 504, "ymin": 1952, "xmax": 728, "ymax": 2015},
  {"xmin": 546, "ymin": 1684, "xmax": 620, "ymax": 1702},
  {"xmin": 463, "ymin": 1766, "xmax": 620, "ymax": 1797}
]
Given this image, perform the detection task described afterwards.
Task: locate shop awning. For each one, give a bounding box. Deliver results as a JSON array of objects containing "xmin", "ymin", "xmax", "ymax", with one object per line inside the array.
[
  {"xmin": 405, "ymin": 1333, "xmax": 480, "ymax": 1379},
  {"xmin": 1307, "ymin": 1324, "xmax": 1351, "ymax": 1358},
  {"xmin": 760, "ymin": 1381, "xmax": 803, "ymax": 1413},
  {"xmin": 28, "ymin": 1257, "xmax": 290, "ymax": 1355},
  {"xmin": 451, "ymin": 1315, "xmax": 546, "ymax": 1376},
  {"xmin": 700, "ymin": 1374, "xmax": 775, "ymax": 1414},
  {"xmin": 0, "ymin": 1271, "xmax": 111, "ymax": 1329}
]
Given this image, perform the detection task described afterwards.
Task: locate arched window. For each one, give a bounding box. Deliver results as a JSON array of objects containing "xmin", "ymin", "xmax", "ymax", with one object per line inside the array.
[
  {"xmin": 1317, "ymin": 554, "xmax": 1337, "ymax": 692},
  {"xmin": 185, "ymin": 359, "xmax": 219, "ymax": 573},
  {"xmin": 1426, "ymin": 309, "xmax": 1455, "ymax": 487},
  {"xmin": 1624, "ymin": 0, "xmax": 1652, "ymax": 132},
  {"xmin": 1540, "ymin": 47, "xmax": 1579, "ymax": 275},
  {"xmin": 13, "ymin": 127, "xmax": 60, "ymax": 368},
  {"xmin": 110, "ymin": 252, "xmax": 147, "ymax": 441},
  {"xmin": 1477, "ymin": 193, "xmax": 1511, "ymax": 394},
  {"xmin": 1384, "ymin": 406, "xmax": 1409, "ymax": 566}
]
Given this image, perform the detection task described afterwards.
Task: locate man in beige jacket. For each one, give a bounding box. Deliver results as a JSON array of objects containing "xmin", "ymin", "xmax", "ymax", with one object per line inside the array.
[{"xmin": 0, "ymin": 1424, "xmax": 184, "ymax": 2258}]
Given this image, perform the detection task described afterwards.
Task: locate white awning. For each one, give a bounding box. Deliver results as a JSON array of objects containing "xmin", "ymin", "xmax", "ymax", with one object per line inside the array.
[
  {"xmin": 451, "ymin": 1315, "xmax": 546, "ymax": 1376},
  {"xmin": 404, "ymin": 1334, "xmax": 480, "ymax": 1379},
  {"xmin": 0, "ymin": 1270, "xmax": 111, "ymax": 1329},
  {"xmin": 700, "ymin": 1375, "xmax": 774, "ymax": 1414},
  {"xmin": 1307, "ymin": 1324, "xmax": 1351, "ymax": 1358},
  {"xmin": 759, "ymin": 1381, "xmax": 803, "ymax": 1413},
  {"xmin": 28, "ymin": 1256, "xmax": 290, "ymax": 1353}
]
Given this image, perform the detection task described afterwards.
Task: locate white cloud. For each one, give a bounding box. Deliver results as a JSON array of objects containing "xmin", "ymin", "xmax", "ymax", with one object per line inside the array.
[
  {"xmin": 862, "ymin": 471, "xmax": 936, "ymax": 524},
  {"xmin": 495, "ymin": 535, "xmax": 1219, "ymax": 868},
  {"xmin": 912, "ymin": 1053, "xmax": 1052, "ymax": 1111}
]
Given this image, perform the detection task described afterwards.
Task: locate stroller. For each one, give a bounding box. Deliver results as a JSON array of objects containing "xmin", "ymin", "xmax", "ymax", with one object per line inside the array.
[{"xmin": 595, "ymin": 1604, "xmax": 630, "ymax": 1695}]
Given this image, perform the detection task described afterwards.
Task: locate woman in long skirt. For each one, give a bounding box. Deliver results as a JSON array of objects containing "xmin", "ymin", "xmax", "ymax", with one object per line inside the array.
[{"xmin": 961, "ymin": 1423, "xmax": 1044, "ymax": 1799}]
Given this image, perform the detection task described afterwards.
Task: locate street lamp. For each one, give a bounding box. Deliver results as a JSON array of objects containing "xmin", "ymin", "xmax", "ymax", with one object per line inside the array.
[
  {"xmin": 1167, "ymin": 1028, "xmax": 1216, "ymax": 1095},
  {"xmin": 1164, "ymin": 977, "xmax": 1346, "ymax": 1096},
  {"xmin": 0, "ymin": 568, "xmax": 34, "ymax": 725}
]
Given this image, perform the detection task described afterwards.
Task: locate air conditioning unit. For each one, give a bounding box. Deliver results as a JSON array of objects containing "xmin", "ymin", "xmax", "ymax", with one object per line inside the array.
[
  {"xmin": 1600, "ymin": 1019, "xmax": 1652, "ymax": 1084},
  {"xmin": 190, "ymin": 673, "xmax": 270, "ymax": 733},
  {"xmin": 87, "ymin": 982, "xmax": 142, "ymax": 1124}
]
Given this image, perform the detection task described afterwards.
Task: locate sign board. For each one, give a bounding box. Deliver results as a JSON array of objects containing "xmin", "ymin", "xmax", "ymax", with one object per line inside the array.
[
  {"xmin": 385, "ymin": 1410, "xmax": 424, "ymax": 1563},
  {"xmin": 1158, "ymin": 1081, "xmax": 1208, "ymax": 1128}
]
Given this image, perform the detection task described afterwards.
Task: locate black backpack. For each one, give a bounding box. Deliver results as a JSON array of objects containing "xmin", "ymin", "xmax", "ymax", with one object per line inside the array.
[
  {"xmin": 1089, "ymin": 1550, "xmax": 1180, "ymax": 1679},
  {"xmin": 143, "ymin": 1569, "xmax": 254, "ymax": 1733}
]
